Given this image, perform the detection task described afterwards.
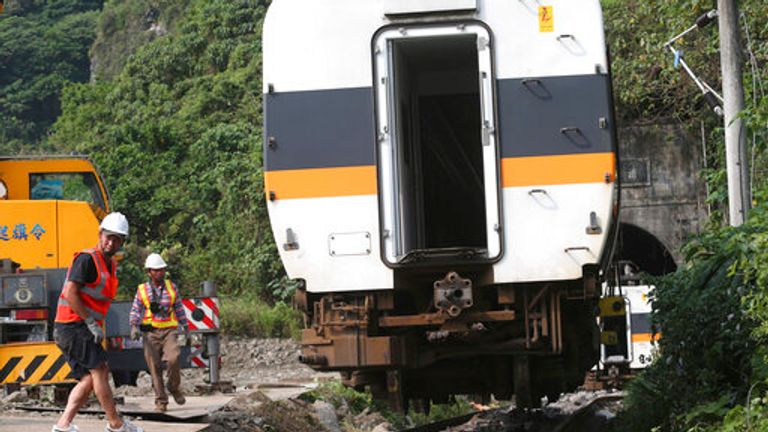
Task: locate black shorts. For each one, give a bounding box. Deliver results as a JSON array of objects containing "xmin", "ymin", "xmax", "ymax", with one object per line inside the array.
[{"xmin": 53, "ymin": 322, "xmax": 108, "ymax": 380}]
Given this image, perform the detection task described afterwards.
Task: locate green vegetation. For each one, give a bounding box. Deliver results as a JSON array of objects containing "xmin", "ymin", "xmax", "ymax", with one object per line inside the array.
[
  {"xmin": 220, "ymin": 293, "xmax": 302, "ymax": 338},
  {"xmin": 605, "ymin": 0, "xmax": 768, "ymax": 220},
  {"xmin": 0, "ymin": 0, "xmax": 103, "ymax": 152},
  {"xmin": 1, "ymin": 0, "xmax": 293, "ymax": 335},
  {"xmin": 50, "ymin": 0, "xmax": 286, "ymax": 306},
  {"xmin": 90, "ymin": 0, "xmax": 188, "ymax": 81},
  {"xmin": 617, "ymin": 206, "xmax": 768, "ymax": 431},
  {"xmin": 603, "ymin": 0, "xmax": 768, "ymax": 429}
]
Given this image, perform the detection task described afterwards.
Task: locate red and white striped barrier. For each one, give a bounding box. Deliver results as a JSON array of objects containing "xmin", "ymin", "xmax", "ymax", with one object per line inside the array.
[
  {"xmin": 188, "ymin": 345, "xmax": 208, "ymax": 368},
  {"xmin": 182, "ymin": 297, "xmax": 220, "ymax": 333}
]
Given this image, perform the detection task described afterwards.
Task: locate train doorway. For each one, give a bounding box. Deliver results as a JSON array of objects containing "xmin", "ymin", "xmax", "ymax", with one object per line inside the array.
[{"xmin": 373, "ymin": 24, "xmax": 501, "ymax": 265}]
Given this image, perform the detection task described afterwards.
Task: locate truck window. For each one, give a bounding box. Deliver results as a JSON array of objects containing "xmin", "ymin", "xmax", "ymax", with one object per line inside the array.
[{"xmin": 29, "ymin": 172, "xmax": 107, "ymax": 211}]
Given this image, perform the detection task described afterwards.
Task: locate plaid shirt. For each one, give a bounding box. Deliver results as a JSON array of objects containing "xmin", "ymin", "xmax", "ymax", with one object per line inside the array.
[{"xmin": 129, "ymin": 279, "xmax": 188, "ymax": 329}]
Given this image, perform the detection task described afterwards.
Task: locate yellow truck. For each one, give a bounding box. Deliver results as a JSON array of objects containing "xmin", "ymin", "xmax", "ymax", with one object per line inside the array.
[
  {"xmin": 0, "ymin": 156, "xmax": 221, "ymax": 389},
  {"xmin": 0, "ymin": 156, "xmax": 110, "ymax": 385}
]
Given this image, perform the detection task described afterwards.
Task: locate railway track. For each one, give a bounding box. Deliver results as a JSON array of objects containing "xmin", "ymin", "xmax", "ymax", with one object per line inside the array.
[{"xmin": 402, "ymin": 392, "xmax": 624, "ymax": 432}]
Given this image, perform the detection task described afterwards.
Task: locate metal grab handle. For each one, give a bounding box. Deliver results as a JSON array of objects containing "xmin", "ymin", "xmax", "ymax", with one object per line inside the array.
[
  {"xmin": 528, "ymin": 189, "xmax": 548, "ymax": 196},
  {"xmin": 557, "ymin": 34, "xmax": 575, "ymax": 41},
  {"xmin": 564, "ymin": 246, "xmax": 591, "ymax": 253},
  {"xmin": 560, "ymin": 127, "xmax": 581, "ymax": 134}
]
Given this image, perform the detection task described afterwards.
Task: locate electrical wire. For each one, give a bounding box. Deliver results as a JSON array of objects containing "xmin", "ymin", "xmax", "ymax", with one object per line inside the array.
[{"xmin": 739, "ymin": 11, "xmax": 765, "ymax": 199}]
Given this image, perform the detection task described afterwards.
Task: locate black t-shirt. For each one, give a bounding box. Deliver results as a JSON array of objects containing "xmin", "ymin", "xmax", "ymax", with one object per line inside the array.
[{"xmin": 67, "ymin": 253, "xmax": 112, "ymax": 285}]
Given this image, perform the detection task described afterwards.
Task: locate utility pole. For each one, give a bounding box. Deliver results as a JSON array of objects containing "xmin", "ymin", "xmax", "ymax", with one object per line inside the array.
[{"xmin": 717, "ymin": 0, "xmax": 750, "ymax": 226}]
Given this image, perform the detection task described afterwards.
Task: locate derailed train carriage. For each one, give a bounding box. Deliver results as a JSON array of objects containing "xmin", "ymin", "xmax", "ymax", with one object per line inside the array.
[{"xmin": 263, "ymin": 0, "xmax": 619, "ymax": 408}]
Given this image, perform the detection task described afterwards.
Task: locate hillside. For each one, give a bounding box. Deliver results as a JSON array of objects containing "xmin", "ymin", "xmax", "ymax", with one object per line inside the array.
[{"xmin": 0, "ymin": 0, "xmax": 103, "ymax": 152}]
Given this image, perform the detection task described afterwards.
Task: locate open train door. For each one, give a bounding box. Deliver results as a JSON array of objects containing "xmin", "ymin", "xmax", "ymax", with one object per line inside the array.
[{"xmin": 373, "ymin": 23, "xmax": 502, "ymax": 266}]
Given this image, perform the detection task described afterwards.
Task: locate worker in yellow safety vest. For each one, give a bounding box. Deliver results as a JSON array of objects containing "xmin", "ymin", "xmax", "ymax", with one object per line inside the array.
[{"xmin": 128, "ymin": 253, "xmax": 190, "ymax": 412}]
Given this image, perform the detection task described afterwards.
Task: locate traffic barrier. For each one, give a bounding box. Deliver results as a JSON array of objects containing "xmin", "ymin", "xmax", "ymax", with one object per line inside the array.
[{"xmin": 183, "ymin": 297, "xmax": 220, "ymax": 332}]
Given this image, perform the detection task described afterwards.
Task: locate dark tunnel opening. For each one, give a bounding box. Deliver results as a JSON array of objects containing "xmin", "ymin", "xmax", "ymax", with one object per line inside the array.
[{"xmin": 614, "ymin": 223, "xmax": 677, "ymax": 277}]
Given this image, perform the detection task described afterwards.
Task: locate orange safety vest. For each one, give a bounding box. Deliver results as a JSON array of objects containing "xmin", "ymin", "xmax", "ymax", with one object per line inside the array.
[
  {"xmin": 55, "ymin": 248, "xmax": 118, "ymax": 325},
  {"xmin": 138, "ymin": 279, "xmax": 179, "ymax": 328}
]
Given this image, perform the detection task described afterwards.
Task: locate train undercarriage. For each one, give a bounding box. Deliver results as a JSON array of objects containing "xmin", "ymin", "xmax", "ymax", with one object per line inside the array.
[{"xmin": 296, "ymin": 269, "xmax": 601, "ymax": 410}]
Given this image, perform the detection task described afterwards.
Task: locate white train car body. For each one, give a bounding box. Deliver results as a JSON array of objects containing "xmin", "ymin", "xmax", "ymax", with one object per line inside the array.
[{"xmin": 264, "ymin": 0, "xmax": 617, "ymax": 292}]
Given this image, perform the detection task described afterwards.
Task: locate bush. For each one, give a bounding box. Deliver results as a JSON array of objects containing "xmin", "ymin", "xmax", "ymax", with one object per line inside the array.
[
  {"xmin": 220, "ymin": 294, "xmax": 301, "ymax": 338},
  {"xmin": 618, "ymin": 203, "xmax": 768, "ymax": 431}
]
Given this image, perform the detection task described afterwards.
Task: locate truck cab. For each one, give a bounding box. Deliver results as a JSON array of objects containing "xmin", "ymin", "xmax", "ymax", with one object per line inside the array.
[{"xmin": 0, "ymin": 156, "xmax": 109, "ymax": 270}]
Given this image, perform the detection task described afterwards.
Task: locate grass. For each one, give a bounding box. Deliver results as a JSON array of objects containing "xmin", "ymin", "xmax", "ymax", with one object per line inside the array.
[{"xmin": 219, "ymin": 293, "xmax": 302, "ymax": 338}]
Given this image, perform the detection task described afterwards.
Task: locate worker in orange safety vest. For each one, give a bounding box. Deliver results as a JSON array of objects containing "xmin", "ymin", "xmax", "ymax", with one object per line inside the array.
[{"xmin": 52, "ymin": 212, "xmax": 143, "ymax": 432}]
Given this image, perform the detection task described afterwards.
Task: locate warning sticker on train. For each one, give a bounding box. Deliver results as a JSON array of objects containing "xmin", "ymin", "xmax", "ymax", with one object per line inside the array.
[{"xmin": 539, "ymin": 6, "xmax": 554, "ymax": 32}]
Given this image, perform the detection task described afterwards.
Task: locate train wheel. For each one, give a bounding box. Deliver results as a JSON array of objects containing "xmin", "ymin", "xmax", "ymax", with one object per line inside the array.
[
  {"xmin": 513, "ymin": 355, "xmax": 533, "ymax": 408},
  {"xmin": 386, "ymin": 369, "xmax": 407, "ymax": 413}
]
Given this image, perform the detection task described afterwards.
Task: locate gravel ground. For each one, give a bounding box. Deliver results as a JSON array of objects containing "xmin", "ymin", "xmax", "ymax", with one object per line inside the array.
[
  {"xmin": 114, "ymin": 336, "xmax": 323, "ymax": 398},
  {"xmin": 0, "ymin": 338, "xmax": 623, "ymax": 432}
]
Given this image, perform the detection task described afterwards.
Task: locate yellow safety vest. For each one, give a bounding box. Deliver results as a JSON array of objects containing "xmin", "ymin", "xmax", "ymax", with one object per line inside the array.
[{"xmin": 138, "ymin": 279, "xmax": 179, "ymax": 328}]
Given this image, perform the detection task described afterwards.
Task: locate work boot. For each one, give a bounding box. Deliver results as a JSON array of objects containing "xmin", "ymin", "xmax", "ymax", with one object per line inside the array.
[
  {"xmin": 154, "ymin": 402, "xmax": 167, "ymax": 413},
  {"xmin": 172, "ymin": 392, "xmax": 186, "ymax": 405}
]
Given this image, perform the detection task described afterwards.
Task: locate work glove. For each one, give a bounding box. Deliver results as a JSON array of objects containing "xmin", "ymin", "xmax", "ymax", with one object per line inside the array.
[
  {"xmin": 130, "ymin": 325, "xmax": 140, "ymax": 341},
  {"xmin": 84, "ymin": 316, "xmax": 105, "ymax": 345},
  {"xmin": 184, "ymin": 328, "xmax": 191, "ymax": 347}
]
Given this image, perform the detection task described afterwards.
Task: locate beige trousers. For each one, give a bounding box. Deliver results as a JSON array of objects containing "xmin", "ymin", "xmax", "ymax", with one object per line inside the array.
[{"xmin": 142, "ymin": 327, "xmax": 181, "ymax": 406}]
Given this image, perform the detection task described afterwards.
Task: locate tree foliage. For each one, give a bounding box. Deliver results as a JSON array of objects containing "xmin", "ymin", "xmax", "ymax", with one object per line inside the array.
[
  {"xmin": 619, "ymin": 205, "xmax": 768, "ymax": 432},
  {"xmin": 0, "ymin": 0, "xmax": 102, "ymax": 152},
  {"xmin": 605, "ymin": 0, "xmax": 768, "ymax": 220},
  {"xmin": 605, "ymin": 0, "xmax": 768, "ymax": 430},
  {"xmin": 52, "ymin": 0, "xmax": 282, "ymax": 299}
]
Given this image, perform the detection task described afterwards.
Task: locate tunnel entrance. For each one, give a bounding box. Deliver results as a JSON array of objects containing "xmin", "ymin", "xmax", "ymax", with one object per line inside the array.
[{"xmin": 614, "ymin": 222, "xmax": 677, "ymax": 277}]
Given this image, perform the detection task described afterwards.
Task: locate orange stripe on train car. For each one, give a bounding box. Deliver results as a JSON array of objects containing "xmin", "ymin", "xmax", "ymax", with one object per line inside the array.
[
  {"xmin": 632, "ymin": 332, "xmax": 661, "ymax": 343},
  {"xmin": 501, "ymin": 152, "xmax": 616, "ymax": 187},
  {"xmin": 265, "ymin": 165, "xmax": 377, "ymax": 200},
  {"xmin": 265, "ymin": 153, "xmax": 615, "ymax": 200}
]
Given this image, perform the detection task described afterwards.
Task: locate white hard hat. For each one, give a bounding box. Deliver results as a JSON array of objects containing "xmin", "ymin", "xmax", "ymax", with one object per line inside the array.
[
  {"xmin": 145, "ymin": 253, "xmax": 167, "ymax": 269},
  {"xmin": 99, "ymin": 212, "xmax": 129, "ymax": 238}
]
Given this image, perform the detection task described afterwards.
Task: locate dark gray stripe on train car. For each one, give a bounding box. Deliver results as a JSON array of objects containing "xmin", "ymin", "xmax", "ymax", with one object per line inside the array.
[
  {"xmin": 264, "ymin": 75, "xmax": 614, "ymax": 171},
  {"xmin": 264, "ymin": 87, "xmax": 376, "ymax": 171},
  {"xmin": 41, "ymin": 355, "xmax": 66, "ymax": 381},
  {"xmin": 497, "ymin": 74, "xmax": 614, "ymax": 158},
  {"xmin": 0, "ymin": 357, "xmax": 21, "ymax": 383},
  {"xmin": 18, "ymin": 355, "xmax": 46, "ymax": 382},
  {"xmin": 630, "ymin": 312, "xmax": 652, "ymax": 335}
]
